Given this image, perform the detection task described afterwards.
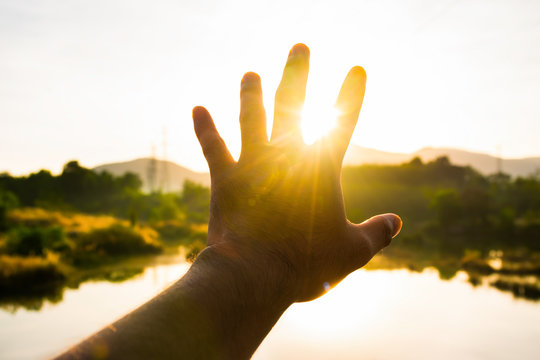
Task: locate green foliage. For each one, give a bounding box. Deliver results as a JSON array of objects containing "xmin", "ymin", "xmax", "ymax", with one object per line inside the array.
[
  {"xmin": 154, "ymin": 220, "xmax": 192, "ymax": 240},
  {"xmin": 185, "ymin": 240, "xmax": 206, "ymax": 263},
  {"xmin": 430, "ymin": 189, "xmax": 463, "ymax": 227},
  {"xmin": 0, "ymin": 255, "xmax": 65, "ymax": 294},
  {"xmin": 341, "ymin": 156, "xmax": 540, "ymax": 252},
  {"xmin": 179, "ymin": 180, "xmax": 210, "ymax": 224},
  {"xmin": 0, "ymin": 189, "xmax": 19, "ymax": 231},
  {"xmin": 3, "ymin": 156, "xmax": 540, "ymax": 261},
  {"xmin": 149, "ymin": 194, "xmax": 182, "ymax": 223},
  {"xmin": 71, "ymin": 225, "xmax": 162, "ymax": 265},
  {"xmin": 0, "ymin": 161, "xmax": 142, "ymax": 215},
  {"xmin": 5, "ymin": 226, "xmax": 68, "ymax": 256}
]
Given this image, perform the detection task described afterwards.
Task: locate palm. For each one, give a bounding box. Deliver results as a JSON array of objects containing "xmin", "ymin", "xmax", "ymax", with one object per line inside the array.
[{"xmin": 193, "ymin": 44, "xmax": 400, "ymax": 302}]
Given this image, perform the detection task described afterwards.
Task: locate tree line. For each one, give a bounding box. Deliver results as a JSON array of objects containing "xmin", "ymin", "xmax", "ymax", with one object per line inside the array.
[
  {"xmin": 0, "ymin": 160, "xmax": 210, "ymax": 229},
  {"xmin": 1, "ymin": 156, "xmax": 540, "ymax": 253}
]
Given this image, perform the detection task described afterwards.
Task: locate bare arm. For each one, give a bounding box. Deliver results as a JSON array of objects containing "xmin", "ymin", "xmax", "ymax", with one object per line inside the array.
[{"xmin": 56, "ymin": 43, "xmax": 401, "ymax": 360}]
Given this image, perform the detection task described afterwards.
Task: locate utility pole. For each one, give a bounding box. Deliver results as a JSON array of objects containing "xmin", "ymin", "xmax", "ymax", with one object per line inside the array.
[
  {"xmin": 160, "ymin": 127, "xmax": 170, "ymax": 193},
  {"xmin": 147, "ymin": 145, "xmax": 157, "ymax": 193}
]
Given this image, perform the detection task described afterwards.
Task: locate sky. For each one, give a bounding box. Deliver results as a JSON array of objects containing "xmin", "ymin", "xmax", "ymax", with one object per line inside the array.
[{"xmin": 1, "ymin": 0, "xmax": 540, "ymax": 175}]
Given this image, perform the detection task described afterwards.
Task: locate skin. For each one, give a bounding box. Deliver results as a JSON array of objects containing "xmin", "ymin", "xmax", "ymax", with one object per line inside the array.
[{"xmin": 56, "ymin": 43, "xmax": 401, "ymax": 360}]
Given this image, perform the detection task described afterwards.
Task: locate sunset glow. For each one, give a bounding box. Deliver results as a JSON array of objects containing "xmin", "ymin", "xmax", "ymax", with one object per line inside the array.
[
  {"xmin": 2, "ymin": 0, "xmax": 540, "ymax": 175},
  {"xmin": 301, "ymin": 103, "xmax": 340, "ymax": 145}
]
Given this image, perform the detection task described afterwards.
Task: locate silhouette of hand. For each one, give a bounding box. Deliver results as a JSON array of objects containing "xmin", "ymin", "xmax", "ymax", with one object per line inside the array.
[
  {"xmin": 55, "ymin": 43, "xmax": 403, "ymax": 360},
  {"xmin": 193, "ymin": 43, "xmax": 401, "ymax": 302}
]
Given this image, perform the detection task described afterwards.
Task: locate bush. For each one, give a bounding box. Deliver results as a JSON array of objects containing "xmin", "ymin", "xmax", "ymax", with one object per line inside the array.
[
  {"xmin": 185, "ymin": 240, "xmax": 206, "ymax": 263},
  {"xmin": 5, "ymin": 226, "xmax": 68, "ymax": 256},
  {"xmin": 154, "ymin": 220, "xmax": 192, "ymax": 240},
  {"xmin": 72, "ymin": 225, "xmax": 162, "ymax": 265},
  {"xmin": 0, "ymin": 255, "xmax": 65, "ymax": 293},
  {"xmin": 0, "ymin": 190, "xmax": 19, "ymax": 230}
]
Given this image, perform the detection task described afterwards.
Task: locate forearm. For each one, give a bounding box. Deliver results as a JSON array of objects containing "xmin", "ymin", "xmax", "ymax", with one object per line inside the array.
[{"xmin": 56, "ymin": 245, "xmax": 293, "ymax": 360}]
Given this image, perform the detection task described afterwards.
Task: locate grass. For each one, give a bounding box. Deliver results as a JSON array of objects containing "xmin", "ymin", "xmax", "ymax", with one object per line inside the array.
[
  {"xmin": 0, "ymin": 207, "xmax": 207, "ymax": 309},
  {"xmin": 7, "ymin": 207, "xmax": 124, "ymax": 234},
  {"xmin": 71, "ymin": 225, "xmax": 163, "ymax": 266}
]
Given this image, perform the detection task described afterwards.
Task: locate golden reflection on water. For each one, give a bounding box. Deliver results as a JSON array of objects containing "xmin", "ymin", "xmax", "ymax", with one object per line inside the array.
[
  {"xmin": 255, "ymin": 269, "xmax": 540, "ymax": 360},
  {"xmin": 1, "ymin": 262, "xmax": 539, "ymax": 360}
]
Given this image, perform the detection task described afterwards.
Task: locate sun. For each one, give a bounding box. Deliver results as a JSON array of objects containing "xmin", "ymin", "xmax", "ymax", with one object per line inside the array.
[{"xmin": 301, "ymin": 101, "xmax": 340, "ymax": 145}]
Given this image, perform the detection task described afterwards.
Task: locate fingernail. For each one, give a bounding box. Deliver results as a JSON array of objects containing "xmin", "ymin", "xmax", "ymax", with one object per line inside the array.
[
  {"xmin": 241, "ymin": 72, "xmax": 260, "ymax": 85},
  {"xmin": 383, "ymin": 214, "xmax": 402, "ymax": 238},
  {"xmin": 288, "ymin": 43, "xmax": 309, "ymax": 57},
  {"xmin": 192, "ymin": 106, "xmax": 206, "ymax": 119}
]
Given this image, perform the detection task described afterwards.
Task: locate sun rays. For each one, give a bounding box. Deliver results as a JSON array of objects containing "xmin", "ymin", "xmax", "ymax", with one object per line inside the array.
[{"xmin": 301, "ymin": 103, "xmax": 340, "ymax": 145}]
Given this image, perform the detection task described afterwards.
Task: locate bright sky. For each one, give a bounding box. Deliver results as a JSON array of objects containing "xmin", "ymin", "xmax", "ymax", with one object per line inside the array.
[{"xmin": 1, "ymin": 0, "xmax": 540, "ymax": 175}]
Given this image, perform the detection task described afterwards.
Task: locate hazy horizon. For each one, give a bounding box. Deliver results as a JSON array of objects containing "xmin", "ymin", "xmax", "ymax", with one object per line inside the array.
[
  {"xmin": 4, "ymin": 144, "xmax": 540, "ymax": 177},
  {"xmin": 2, "ymin": 0, "xmax": 540, "ymax": 175}
]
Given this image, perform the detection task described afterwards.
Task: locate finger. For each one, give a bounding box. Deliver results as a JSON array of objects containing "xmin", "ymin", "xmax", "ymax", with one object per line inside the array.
[
  {"xmin": 271, "ymin": 43, "xmax": 310, "ymax": 147},
  {"xmin": 331, "ymin": 66, "xmax": 367, "ymax": 159},
  {"xmin": 192, "ymin": 106, "xmax": 234, "ymax": 174},
  {"xmin": 239, "ymin": 72, "xmax": 267, "ymax": 157},
  {"xmin": 351, "ymin": 213, "xmax": 402, "ymax": 261}
]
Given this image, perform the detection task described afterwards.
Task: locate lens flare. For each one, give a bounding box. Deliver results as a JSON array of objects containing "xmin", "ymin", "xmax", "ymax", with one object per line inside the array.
[{"xmin": 301, "ymin": 103, "xmax": 340, "ymax": 145}]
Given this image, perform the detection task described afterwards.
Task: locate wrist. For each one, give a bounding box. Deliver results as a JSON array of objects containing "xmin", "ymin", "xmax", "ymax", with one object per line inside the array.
[
  {"xmin": 192, "ymin": 243, "xmax": 296, "ymax": 311},
  {"xmin": 178, "ymin": 243, "xmax": 294, "ymax": 358}
]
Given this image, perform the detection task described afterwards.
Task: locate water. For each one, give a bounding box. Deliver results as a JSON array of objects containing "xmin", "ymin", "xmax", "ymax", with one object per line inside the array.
[{"xmin": 1, "ymin": 259, "xmax": 539, "ymax": 360}]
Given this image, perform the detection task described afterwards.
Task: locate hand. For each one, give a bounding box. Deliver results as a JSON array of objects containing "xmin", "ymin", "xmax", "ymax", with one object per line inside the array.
[
  {"xmin": 56, "ymin": 43, "xmax": 403, "ymax": 360},
  {"xmin": 193, "ymin": 43, "xmax": 402, "ymax": 302}
]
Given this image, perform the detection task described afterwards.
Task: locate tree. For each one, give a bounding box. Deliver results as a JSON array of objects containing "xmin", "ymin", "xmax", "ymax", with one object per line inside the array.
[
  {"xmin": 430, "ymin": 188, "xmax": 463, "ymax": 228},
  {"xmin": 179, "ymin": 180, "xmax": 210, "ymax": 224}
]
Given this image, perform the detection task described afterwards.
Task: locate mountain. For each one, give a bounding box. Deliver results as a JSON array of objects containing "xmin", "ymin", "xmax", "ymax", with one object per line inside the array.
[
  {"xmin": 93, "ymin": 158, "xmax": 210, "ymax": 192},
  {"xmin": 344, "ymin": 145, "xmax": 540, "ymax": 177},
  {"xmin": 94, "ymin": 147, "xmax": 540, "ymax": 192},
  {"xmin": 343, "ymin": 146, "xmax": 410, "ymax": 165}
]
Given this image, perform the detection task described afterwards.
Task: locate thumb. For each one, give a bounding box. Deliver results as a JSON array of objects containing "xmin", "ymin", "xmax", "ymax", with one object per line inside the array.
[{"xmin": 356, "ymin": 213, "xmax": 402, "ymax": 256}]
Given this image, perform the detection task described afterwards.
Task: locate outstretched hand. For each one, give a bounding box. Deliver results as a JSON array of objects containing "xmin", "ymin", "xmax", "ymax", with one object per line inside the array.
[
  {"xmin": 193, "ymin": 43, "xmax": 401, "ymax": 303},
  {"xmin": 57, "ymin": 43, "xmax": 402, "ymax": 360}
]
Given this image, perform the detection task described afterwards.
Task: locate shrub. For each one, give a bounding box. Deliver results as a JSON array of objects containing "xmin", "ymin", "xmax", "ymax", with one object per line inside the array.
[
  {"xmin": 154, "ymin": 220, "xmax": 191, "ymax": 240},
  {"xmin": 0, "ymin": 255, "xmax": 65, "ymax": 293},
  {"xmin": 5, "ymin": 226, "xmax": 68, "ymax": 256},
  {"xmin": 72, "ymin": 225, "xmax": 162, "ymax": 265},
  {"xmin": 185, "ymin": 240, "xmax": 206, "ymax": 263}
]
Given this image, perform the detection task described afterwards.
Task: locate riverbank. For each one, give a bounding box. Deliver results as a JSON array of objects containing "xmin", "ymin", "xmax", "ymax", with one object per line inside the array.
[
  {"xmin": 0, "ymin": 208, "xmax": 204, "ymax": 311},
  {"xmin": 366, "ymin": 246, "xmax": 540, "ymax": 301}
]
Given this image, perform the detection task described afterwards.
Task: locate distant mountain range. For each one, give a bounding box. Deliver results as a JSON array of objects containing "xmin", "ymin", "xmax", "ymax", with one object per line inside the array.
[
  {"xmin": 93, "ymin": 147, "xmax": 540, "ymax": 191},
  {"xmin": 344, "ymin": 146, "xmax": 540, "ymax": 177},
  {"xmin": 93, "ymin": 158, "xmax": 210, "ymax": 192}
]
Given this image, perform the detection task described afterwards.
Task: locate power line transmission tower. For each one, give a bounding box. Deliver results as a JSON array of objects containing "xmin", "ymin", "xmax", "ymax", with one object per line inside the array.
[
  {"xmin": 147, "ymin": 145, "xmax": 157, "ymax": 193},
  {"xmin": 160, "ymin": 127, "xmax": 170, "ymax": 193}
]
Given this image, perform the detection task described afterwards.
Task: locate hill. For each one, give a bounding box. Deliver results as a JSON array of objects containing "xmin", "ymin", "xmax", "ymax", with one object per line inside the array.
[
  {"xmin": 344, "ymin": 146, "xmax": 540, "ymax": 177},
  {"xmin": 93, "ymin": 158, "xmax": 210, "ymax": 192},
  {"xmin": 93, "ymin": 147, "xmax": 540, "ymax": 192}
]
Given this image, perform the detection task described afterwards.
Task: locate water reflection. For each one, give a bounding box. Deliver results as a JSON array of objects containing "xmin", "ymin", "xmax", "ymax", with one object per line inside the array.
[
  {"xmin": 2, "ymin": 246, "xmax": 539, "ymax": 315},
  {"xmin": 255, "ymin": 269, "xmax": 540, "ymax": 360},
  {"xmin": 0, "ymin": 258, "xmax": 539, "ymax": 360},
  {"xmin": 365, "ymin": 249, "xmax": 540, "ymax": 302},
  {"xmin": 0, "ymin": 255, "xmax": 178, "ymax": 313},
  {"xmin": 0, "ymin": 257, "xmax": 189, "ymax": 359}
]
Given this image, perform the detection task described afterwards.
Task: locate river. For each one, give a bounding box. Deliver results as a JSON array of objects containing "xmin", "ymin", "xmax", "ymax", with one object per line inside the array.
[{"xmin": 1, "ymin": 256, "xmax": 539, "ymax": 360}]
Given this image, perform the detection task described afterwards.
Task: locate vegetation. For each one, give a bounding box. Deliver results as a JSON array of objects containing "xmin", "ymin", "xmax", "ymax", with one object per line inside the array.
[
  {"xmin": 0, "ymin": 162, "xmax": 210, "ymax": 309},
  {"xmin": 0, "ymin": 255, "xmax": 65, "ymax": 294},
  {"xmin": 1, "ymin": 156, "xmax": 540, "ymax": 307},
  {"xmin": 71, "ymin": 225, "xmax": 162, "ymax": 266},
  {"xmin": 342, "ymin": 156, "xmax": 540, "ymax": 251},
  {"xmin": 341, "ymin": 157, "xmax": 540, "ymax": 301}
]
